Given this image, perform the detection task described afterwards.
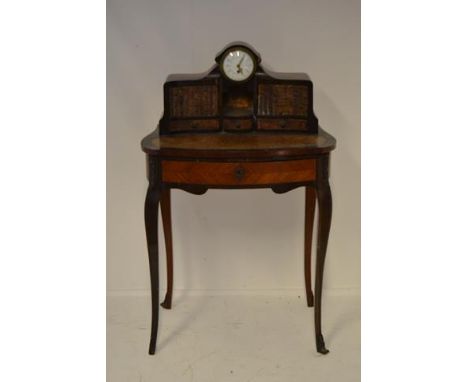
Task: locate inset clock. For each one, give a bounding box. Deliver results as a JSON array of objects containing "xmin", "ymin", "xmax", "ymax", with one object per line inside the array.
[{"xmin": 219, "ymin": 46, "xmax": 257, "ymax": 82}]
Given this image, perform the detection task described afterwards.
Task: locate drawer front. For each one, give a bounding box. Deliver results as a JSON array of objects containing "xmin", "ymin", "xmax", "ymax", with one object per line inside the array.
[
  {"xmin": 168, "ymin": 119, "xmax": 220, "ymax": 133},
  {"xmin": 223, "ymin": 119, "xmax": 253, "ymax": 132},
  {"xmin": 162, "ymin": 159, "xmax": 316, "ymax": 186},
  {"xmin": 257, "ymin": 118, "xmax": 308, "ymax": 131}
]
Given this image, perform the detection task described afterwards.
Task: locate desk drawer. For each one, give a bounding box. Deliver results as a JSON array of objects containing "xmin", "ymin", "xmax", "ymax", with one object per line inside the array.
[
  {"xmin": 223, "ymin": 118, "xmax": 253, "ymax": 132},
  {"xmin": 257, "ymin": 118, "xmax": 308, "ymax": 131},
  {"xmin": 162, "ymin": 159, "xmax": 316, "ymax": 186},
  {"xmin": 168, "ymin": 119, "xmax": 220, "ymax": 133}
]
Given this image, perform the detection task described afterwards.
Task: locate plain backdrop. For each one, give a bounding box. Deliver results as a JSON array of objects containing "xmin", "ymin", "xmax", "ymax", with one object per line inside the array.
[
  {"xmin": 4, "ymin": 1, "xmax": 468, "ymax": 381},
  {"xmin": 107, "ymin": 0, "xmax": 360, "ymax": 295}
]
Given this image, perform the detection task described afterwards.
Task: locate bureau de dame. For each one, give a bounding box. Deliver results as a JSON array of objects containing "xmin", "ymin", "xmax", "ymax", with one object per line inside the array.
[{"xmin": 141, "ymin": 42, "xmax": 336, "ymax": 356}]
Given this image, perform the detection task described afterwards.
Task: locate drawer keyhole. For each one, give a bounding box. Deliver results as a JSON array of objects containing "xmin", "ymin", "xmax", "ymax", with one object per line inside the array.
[{"xmin": 234, "ymin": 166, "xmax": 245, "ymax": 181}]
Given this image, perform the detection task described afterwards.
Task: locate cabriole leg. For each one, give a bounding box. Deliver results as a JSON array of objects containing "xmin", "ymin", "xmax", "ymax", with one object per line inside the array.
[
  {"xmin": 304, "ymin": 185, "xmax": 316, "ymax": 307},
  {"xmin": 145, "ymin": 185, "xmax": 161, "ymax": 355},
  {"xmin": 160, "ymin": 188, "xmax": 174, "ymax": 310},
  {"xmin": 314, "ymin": 180, "xmax": 332, "ymax": 354}
]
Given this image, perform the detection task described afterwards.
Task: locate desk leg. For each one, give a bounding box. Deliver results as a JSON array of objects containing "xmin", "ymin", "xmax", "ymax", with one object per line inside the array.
[
  {"xmin": 160, "ymin": 188, "xmax": 173, "ymax": 310},
  {"xmin": 315, "ymin": 180, "xmax": 332, "ymax": 354},
  {"xmin": 304, "ymin": 186, "xmax": 316, "ymax": 307},
  {"xmin": 145, "ymin": 185, "xmax": 160, "ymax": 355}
]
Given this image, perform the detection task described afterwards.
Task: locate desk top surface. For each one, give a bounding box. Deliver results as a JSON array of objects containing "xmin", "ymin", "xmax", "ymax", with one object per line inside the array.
[{"xmin": 142, "ymin": 128, "xmax": 336, "ymax": 159}]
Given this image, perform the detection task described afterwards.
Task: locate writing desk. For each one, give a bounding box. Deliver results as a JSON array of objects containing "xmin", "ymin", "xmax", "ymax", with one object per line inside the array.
[{"xmin": 140, "ymin": 43, "xmax": 336, "ymax": 355}]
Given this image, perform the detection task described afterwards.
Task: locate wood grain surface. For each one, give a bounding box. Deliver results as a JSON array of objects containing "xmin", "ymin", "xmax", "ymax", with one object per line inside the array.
[
  {"xmin": 142, "ymin": 129, "xmax": 336, "ymax": 159},
  {"xmin": 161, "ymin": 159, "xmax": 316, "ymax": 186},
  {"xmin": 257, "ymin": 84, "xmax": 308, "ymax": 116},
  {"xmin": 169, "ymin": 85, "xmax": 218, "ymax": 118}
]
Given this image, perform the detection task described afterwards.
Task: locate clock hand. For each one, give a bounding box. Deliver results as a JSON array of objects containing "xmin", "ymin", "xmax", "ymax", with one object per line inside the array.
[{"xmin": 236, "ymin": 55, "xmax": 246, "ymax": 73}]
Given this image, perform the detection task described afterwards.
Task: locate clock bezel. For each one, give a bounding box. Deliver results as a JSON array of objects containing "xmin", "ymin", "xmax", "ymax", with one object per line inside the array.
[{"xmin": 219, "ymin": 46, "xmax": 258, "ymax": 83}]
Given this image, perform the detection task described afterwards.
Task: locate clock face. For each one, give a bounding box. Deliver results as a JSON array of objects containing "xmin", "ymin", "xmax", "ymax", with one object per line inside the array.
[{"xmin": 221, "ymin": 48, "xmax": 256, "ymax": 82}]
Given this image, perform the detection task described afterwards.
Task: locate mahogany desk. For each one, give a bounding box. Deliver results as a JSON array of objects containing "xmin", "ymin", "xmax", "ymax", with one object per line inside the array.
[{"xmin": 141, "ymin": 129, "xmax": 336, "ymax": 355}]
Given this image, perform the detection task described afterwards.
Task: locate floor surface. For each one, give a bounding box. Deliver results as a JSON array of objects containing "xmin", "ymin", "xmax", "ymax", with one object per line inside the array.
[{"xmin": 107, "ymin": 293, "xmax": 360, "ymax": 382}]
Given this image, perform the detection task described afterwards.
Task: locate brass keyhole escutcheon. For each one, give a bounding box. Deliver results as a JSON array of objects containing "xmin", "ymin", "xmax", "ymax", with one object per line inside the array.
[{"xmin": 234, "ymin": 165, "xmax": 245, "ymax": 181}]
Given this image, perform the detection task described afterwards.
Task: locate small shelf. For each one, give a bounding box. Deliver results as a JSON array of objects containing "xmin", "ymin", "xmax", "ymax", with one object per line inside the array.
[{"xmin": 222, "ymin": 85, "xmax": 254, "ymax": 119}]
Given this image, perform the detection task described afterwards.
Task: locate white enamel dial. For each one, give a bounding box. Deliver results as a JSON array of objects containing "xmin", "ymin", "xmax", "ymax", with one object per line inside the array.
[{"xmin": 221, "ymin": 49, "xmax": 255, "ymax": 82}]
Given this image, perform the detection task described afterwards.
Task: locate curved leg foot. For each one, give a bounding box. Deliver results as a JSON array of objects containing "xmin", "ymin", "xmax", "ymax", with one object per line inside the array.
[
  {"xmin": 145, "ymin": 183, "xmax": 161, "ymax": 355},
  {"xmin": 314, "ymin": 172, "xmax": 332, "ymax": 355},
  {"xmin": 160, "ymin": 298, "xmax": 171, "ymax": 310},
  {"xmin": 148, "ymin": 338, "xmax": 156, "ymax": 355},
  {"xmin": 316, "ymin": 334, "xmax": 330, "ymax": 354},
  {"xmin": 160, "ymin": 188, "xmax": 173, "ymax": 310},
  {"xmin": 304, "ymin": 186, "xmax": 316, "ymax": 307}
]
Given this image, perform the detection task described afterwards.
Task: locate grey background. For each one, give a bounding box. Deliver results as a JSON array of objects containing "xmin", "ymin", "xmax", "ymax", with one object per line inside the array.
[{"xmin": 107, "ymin": 0, "xmax": 360, "ymax": 295}]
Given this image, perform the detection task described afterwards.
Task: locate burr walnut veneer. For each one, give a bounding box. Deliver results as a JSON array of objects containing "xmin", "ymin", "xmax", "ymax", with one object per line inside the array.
[{"xmin": 141, "ymin": 43, "xmax": 336, "ymax": 356}]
